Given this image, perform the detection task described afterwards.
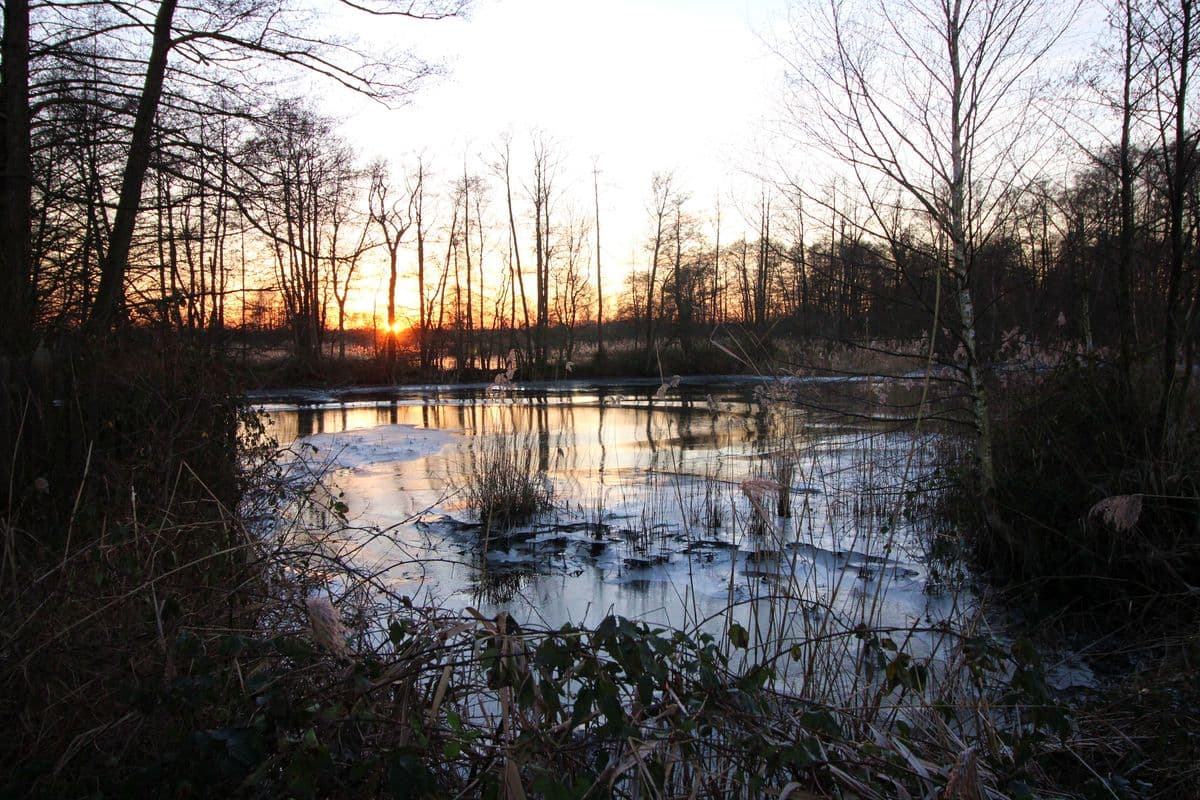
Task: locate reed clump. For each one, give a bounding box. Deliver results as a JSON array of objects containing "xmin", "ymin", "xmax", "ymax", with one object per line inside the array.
[{"xmin": 459, "ymin": 432, "xmax": 554, "ymax": 534}]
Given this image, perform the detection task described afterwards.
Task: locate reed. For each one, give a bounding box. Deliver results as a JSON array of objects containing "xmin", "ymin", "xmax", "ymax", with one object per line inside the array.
[{"xmin": 458, "ymin": 431, "xmax": 554, "ymax": 536}]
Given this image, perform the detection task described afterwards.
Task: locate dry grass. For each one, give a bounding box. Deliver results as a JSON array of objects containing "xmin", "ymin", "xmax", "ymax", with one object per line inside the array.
[{"xmin": 457, "ymin": 431, "xmax": 554, "ymax": 536}]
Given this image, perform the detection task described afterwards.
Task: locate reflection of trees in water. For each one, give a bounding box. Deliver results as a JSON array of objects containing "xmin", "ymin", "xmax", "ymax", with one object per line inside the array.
[
  {"xmin": 270, "ymin": 385, "xmax": 764, "ymax": 472},
  {"xmin": 597, "ymin": 397, "xmax": 608, "ymax": 477},
  {"xmin": 296, "ymin": 408, "xmax": 315, "ymax": 438},
  {"xmin": 536, "ymin": 402, "xmax": 549, "ymax": 473}
]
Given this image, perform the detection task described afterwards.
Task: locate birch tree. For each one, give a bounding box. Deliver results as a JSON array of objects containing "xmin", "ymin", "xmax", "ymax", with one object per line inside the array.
[{"xmin": 780, "ymin": 0, "xmax": 1075, "ymax": 529}]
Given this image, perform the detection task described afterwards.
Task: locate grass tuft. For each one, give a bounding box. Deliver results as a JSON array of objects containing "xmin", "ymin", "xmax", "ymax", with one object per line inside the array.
[{"xmin": 459, "ymin": 432, "xmax": 554, "ymax": 535}]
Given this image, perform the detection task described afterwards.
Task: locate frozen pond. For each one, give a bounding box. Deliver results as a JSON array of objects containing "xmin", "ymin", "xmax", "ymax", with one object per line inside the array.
[{"xmin": 256, "ymin": 377, "xmax": 962, "ymax": 682}]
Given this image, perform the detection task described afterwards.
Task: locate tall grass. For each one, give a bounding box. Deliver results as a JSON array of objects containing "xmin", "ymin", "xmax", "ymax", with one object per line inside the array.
[
  {"xmin": 0, "ymin": 338, "xmax": 265, "ymax": 796},
  {"xmin": 458, "ymin": 431, "xmax": 554, "ymax": 536}
]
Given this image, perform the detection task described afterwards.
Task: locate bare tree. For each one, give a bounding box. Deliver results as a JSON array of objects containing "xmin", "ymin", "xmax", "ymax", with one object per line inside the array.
[
  {"xmin": 754, "ymin": 188, "xmax": 771, "ymax": 330},
  {"xmin": 1143, "ymin": 0, "xmax": 1200, "ymax": 447},
  {"xmin": 245, "ymin": 103, "xmax": 358, "ymax": 369},
  {"xmin": 1103, "ymin": 0, "xmax": 1154, "ymax": 387},
  {"xmin": 529, "ymin": 136, "xmax": 558, "ymax": 372},
  {"xmin": 368, "ymin": 159, "xmax": 415, "ymax": 368},
  {"xmin": 87, "ymin": 0, "xmax": 179, "ymax": 334},
  {"xmin": 593, "ymin": 159, "xmax": 605, "ymax": 360},
  {"xmin": 553, "ymin": 210, "xmax": 593, "ymax": 366},
  {"xmin": 413, "ymin": 158, "xmax": 432, "ymax": 371},
  {"xmin": 1, "ymin": 0, "xmax": 33, "ymax": 354},
  {"xmin": 326, "ymin": 164, "xmax": 371, "ymax": 359},
  {"xmin": 494, "ymin": 134, "xmax": 533, "ymax": 362},
  {"xmin": 644, "ymin": 172, "xmax": 673, "ymax": 362},
  {"xmin": 781, "ymin": 0, "xmax": 1075, "ymax": 529}
]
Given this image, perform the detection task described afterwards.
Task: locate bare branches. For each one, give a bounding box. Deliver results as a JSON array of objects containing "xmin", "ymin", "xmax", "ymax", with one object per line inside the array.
[{"xmin": 333, "ymin": 0, "xmax": 471, "ymax": 20}]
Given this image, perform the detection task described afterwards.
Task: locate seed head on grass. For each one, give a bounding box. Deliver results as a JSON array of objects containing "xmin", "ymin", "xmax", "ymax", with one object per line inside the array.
[
  {"xmin": 1088, "ymin": 494, "xmax": 1143, "ymax": 533},
  {"xmin": 306, "ymin": 595, "xmax": 352, "ymax": 659},
  {"xmin": 741, "ymin": 477, "xmax": 781, "ymax": 523}
]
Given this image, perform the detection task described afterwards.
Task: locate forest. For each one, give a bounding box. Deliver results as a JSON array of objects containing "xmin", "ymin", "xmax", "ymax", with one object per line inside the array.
[{"xmin": 2, "ymin": 0, "xmax": 1199, "ymax": 797}]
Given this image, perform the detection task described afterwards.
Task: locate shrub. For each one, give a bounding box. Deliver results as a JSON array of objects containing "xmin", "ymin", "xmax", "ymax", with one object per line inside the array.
[
  {"xmin": 954, "ymin": 359, "xmax": 1200, "ymax": 616},
  {"xmin": 0, "ymin": 334, "xmax": 266, "ymax": 797}
]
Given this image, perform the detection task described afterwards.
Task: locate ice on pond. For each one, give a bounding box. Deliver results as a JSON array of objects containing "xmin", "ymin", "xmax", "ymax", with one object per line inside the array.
[
  {"xmin": 291, "ymin": 424, "xmax": 458, "ymax": 472},
  {"xmin": 262, "ymin": 380, "xmax": 963, "ymax": 660}
]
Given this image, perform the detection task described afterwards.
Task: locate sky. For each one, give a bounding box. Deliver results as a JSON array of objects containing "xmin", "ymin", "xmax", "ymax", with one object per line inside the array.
[
  {"xmin": 299, "ymin": 0, "xmax": 1106, "ymax": 325},
  {"xmin": 317, "ymin": 0, "xmax": 789, "ymax": 322}
]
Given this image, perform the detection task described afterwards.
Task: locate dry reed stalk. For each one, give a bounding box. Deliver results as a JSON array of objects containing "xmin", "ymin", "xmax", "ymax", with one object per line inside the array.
[{"xmin": 941, "ymin": 746, "xmax": 982, "ymax": 800}]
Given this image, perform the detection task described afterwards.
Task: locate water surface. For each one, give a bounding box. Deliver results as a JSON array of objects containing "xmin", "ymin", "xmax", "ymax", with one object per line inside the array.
[{"xmin": 258, "ymin": 378, "xmax": 956, "ymax": 672}]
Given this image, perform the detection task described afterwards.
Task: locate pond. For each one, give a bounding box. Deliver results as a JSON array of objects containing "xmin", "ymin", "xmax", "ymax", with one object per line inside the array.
[{"xmin": 254, "ymin": 376, "xmax": 962, "ymax": 688}]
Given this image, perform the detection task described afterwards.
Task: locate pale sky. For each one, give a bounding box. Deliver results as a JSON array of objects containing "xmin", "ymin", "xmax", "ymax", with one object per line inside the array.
[
  {"xmin": 317, "ymin": 0, "xmax": 788, "ymax": 321},
  {"xmin": 299, "ymin": 0, "xmax": 1101, "ymax": 324}
]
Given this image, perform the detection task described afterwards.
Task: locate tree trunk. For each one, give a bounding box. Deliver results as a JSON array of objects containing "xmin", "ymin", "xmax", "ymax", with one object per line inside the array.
[
  {"xmin": 415, "ymin": 162, "xmax": 428, "ymax": 372},
  {"xmin": 463, "ymin": 172, "xmax": 474, "ymax": 371},
  {"xmin": 87, "ymin": 0, "xmax": 179, "ymax": 334},
  {"xmin": 594, "ymin": 165, "xmax": 604, "ymax": 360},
  {"xmin": 0, "ymin": 0, "xmax": 32, "ymax": 354},
  {"xmin": 501, "ymin": 147, "xmax": 532, "ymax": 363},
  {"xmin": 1157, "ymin": 0, "xmax": 1193, "ymax": 451},
  {"xmin": 1113, "ymin": 0, "xmax": 1132, "ymax": 391}
]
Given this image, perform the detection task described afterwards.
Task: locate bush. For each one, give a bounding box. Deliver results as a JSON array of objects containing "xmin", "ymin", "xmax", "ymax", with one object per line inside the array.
[
  {"xmin": 956, "ymin": 359, "xmax": 1200, "ymax": 615},
  {"xmin": 0, "ymin": 334, "xmax": 266, "ymax": 797}
]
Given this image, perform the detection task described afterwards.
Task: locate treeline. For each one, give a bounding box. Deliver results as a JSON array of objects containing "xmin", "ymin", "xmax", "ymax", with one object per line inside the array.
[
  {"xmin": 2, "ymin": 0, "xmax": 1199, "ymax": 397},
  {"xmin": 0, "ymin": 0, "xmax": 467, "ymax": 351}
]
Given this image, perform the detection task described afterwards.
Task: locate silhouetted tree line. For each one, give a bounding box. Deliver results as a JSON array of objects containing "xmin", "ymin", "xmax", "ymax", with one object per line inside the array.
[{"xmin": 3, "ymin": 0, "xmax": 1199, "ymax": 447}]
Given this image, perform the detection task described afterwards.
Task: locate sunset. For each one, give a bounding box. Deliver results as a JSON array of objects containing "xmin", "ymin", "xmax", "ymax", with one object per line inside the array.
[{"xmin": 3, "ymin": 0, "xmax": 1199, "ymax": 796}]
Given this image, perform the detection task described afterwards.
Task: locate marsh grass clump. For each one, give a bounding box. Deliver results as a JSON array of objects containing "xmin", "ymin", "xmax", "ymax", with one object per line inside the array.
[{"xmin": 459, "ymin": 432, "xmax": 554, "ymax": 534}]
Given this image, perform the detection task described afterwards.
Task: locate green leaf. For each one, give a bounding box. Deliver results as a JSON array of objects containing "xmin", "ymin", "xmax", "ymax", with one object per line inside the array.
[
  {"xmin": 273, "ymin": 636, "xmax": 315, "ymax": 661},
  {"xmin": 728, "ymin": 622, "xmax": 749, "ymax": 649}
]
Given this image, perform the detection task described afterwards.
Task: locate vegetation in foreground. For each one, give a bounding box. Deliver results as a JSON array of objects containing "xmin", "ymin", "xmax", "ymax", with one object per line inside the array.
[{"xmin": 0, "ymin": 337, "xmax": 1081, "ymax": 799}]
